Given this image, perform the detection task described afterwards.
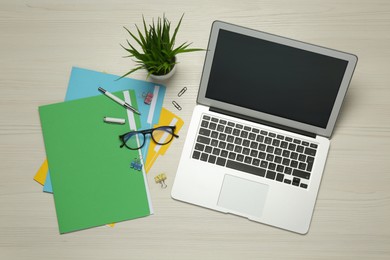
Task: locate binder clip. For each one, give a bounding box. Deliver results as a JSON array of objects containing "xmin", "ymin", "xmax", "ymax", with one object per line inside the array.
[
  {"xmin": 142, "ymin": 92, "xmax": 154, "ymax": 105},
  {"xmin": 154, "ymin": 173, "xmax": 167, "ymax": 189},
  {"xmin": 130, "ymin": 158, "xmax": 142, "ymax": 171}
]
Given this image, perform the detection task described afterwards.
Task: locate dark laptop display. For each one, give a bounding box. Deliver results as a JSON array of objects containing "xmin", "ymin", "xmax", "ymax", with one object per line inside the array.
[{"xmin": 205, "ymin": 29, "xmax": 349, "ymax": 129}]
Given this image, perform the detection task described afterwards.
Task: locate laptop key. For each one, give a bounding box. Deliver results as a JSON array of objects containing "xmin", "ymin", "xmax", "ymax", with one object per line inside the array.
[
  {"xmin": 192, "ymin": 151, "xmax": 201, "ymax": 159},
  {"xmin": 195, "ymin": 143, "xmax": 205, "ymax": 151},
  {"xmin": 304, "ymin": 147, "xmax": 317, "ymax": 156},
  {"xmin": 212, "ymin": 148, "xmax": 221, "ymax": 156},
  {"xmin": 292, "ymin": 177, "xmax": 300, "ymax": 186},
  {"xmin": 306, "ymin": 156, "xmax": 315, "ymax": 172},
  {"xmin": 233, "ymin": 128, "xmax": 240, "ymax": 136},
  {"xmin": 208, "ymin": 155, "xmax": 216, "ymax": 164},
  {"xmin": 252, "ymin": 158, "xmax": 260, "ymax": 166},
  {"xmin": 205, "ymin": 146, "xmax": 213, "ymax": 153},
  {"xmin": 220, "ymin": 150, "xmax": 228, "ymax": 158},
  {"xmin": 240, "ymin": 131, "xmax": 249, "ymax": 138},
  {"xmin": 244, "ymin": 156, "xmax": 252, "ymax": 164},
  {"xmin": 197, "ymin": 135, "xmax": 210, "ymax": 145},
  {"xmin": 211, "ymin": 131, "xmax": 219, "ymax": 139},
  {"xmin": 216, "ymin": 157, "xmax": 226, "ymax": 166},
  {"xmin": 199, "ymin": 128, "xmax": 211, "ymax": 136},
  {"xmin": 200, "ymin": 153, "xmax": 208, "ymax": 161},
  {"xmin": 293, "ymin": 169, "xmax": 311, "ymax": 179},
  {"xmin": 226, "ymin": 135, "xmax": 234, "ymax": 143},
  {"xmin": 226, "ymin": 160, "xmax": 266, "ymax": 177},
  {"xmin": 236, "ymin": 154, "xmax": 244, "ymax": 162},
  {"xmin": 228, "ymin": 152, "xmax": 236, "ymax": 160},
  {"xmin": 225, "ymin": 126, "xmax": 233, "ymax": 134},
  {"xmin": 276, "ymin": 173, "xmax": 284, "ymax": 182},
  {"xmin": 266, "ymin": 170, "xmax": 276, "ymax": 180}
]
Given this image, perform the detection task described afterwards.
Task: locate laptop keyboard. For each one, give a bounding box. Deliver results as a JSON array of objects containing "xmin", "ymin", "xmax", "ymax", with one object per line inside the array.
[{"xmin": 191, "ymin": 114, "xmax": 318, "ymax": 189}]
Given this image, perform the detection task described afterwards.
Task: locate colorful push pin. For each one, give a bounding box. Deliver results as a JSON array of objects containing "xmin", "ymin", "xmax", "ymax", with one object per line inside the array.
[
  {"xmin": 154, "ymin": 173, "xmax": 167, "ymax": 189},
  {"xmin": 130, "ymin": 158, "xmax": 142, "ymax": 171}
]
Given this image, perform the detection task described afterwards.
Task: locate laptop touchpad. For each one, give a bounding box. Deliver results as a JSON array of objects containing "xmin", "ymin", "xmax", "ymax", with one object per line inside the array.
[{"xmin": 218, "ymin": 174, "xmax": 269, "ymax": 218}]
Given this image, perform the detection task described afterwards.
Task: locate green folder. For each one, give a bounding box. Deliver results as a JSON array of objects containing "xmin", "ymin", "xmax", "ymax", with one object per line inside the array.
[{"xmin": 39, "ymin": 90, "xmax": 151, "ymax": 234}]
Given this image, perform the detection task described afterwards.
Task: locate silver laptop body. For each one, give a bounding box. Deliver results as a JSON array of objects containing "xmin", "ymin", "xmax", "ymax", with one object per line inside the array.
[{"xmin": 172, "ymin": 21, "xmax": 357, "ymax": 234}]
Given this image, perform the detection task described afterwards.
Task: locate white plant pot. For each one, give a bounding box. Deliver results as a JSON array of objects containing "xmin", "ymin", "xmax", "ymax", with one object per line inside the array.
[{"xmin": 148, "ymin": 58, "xmax": 177, "ymax": 81}]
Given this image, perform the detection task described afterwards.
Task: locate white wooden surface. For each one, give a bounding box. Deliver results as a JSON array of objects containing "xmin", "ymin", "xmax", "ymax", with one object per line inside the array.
[{"xmin": 1, "ymin": 0, "xmax": 389, "ymax": 259}]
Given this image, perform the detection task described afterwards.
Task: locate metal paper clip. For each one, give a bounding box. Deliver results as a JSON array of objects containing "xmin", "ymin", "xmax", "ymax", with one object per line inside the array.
[
  {"xmin": 172, "ymin": 100, "xmax": 182, "ymax": 111},
  {"xmin": 154, "ymin": 173, "xmax": 167, "ymax": 189},
  {"xmin": 178, "ymin": 87, "xmax": 187, "ymax": 97}
]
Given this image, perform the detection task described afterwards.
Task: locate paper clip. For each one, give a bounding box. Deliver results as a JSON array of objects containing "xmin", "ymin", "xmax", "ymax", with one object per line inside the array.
[
  {"xmin": 154, "ymin": 173, "xmax": 167, "ymax": 189},
  {"xmin": 172, "ymin": 101, "xmax": 182, "ymax": 111},
  {"xmin": 178, "ymin": 87, "xmax": 187, "ymax": 97},
  {"xmin": 130, "ymin": 158, "xmax": 142, "ymax": 171}
]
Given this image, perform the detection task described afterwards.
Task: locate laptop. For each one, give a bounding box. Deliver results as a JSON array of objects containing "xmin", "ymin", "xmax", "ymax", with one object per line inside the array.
[{"xmin": 171, "ymin": 21, "xmax": 357, "ymax": 234}]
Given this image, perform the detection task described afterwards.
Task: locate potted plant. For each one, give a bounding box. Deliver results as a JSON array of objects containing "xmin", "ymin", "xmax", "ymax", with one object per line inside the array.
[{"xmin": 119, "ymin": 14, "xmax": 203, "ymax": 81}]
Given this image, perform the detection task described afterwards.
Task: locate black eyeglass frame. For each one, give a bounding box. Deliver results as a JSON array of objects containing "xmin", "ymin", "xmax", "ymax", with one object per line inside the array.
[{"xmin": 119, "ymin": 125, "xmax": 179, "ymax": 150}]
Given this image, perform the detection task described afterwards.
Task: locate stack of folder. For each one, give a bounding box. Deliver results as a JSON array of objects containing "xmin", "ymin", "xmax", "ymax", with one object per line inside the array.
[{"xmin": 35, "ymin": 67, "xmax": 183, "ymax": 234}]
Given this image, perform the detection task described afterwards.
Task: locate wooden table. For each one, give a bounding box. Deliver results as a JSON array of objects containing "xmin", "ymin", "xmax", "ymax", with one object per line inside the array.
[{"xmin": 1, "ymin": 0, "xmax": 389, "ymax": 259}]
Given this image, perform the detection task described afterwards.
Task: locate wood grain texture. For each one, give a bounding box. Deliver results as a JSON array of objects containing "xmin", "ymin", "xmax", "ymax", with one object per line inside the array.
[{"xmin": 0, "ymin": 0, "xmax": 389, "ymax": 259}]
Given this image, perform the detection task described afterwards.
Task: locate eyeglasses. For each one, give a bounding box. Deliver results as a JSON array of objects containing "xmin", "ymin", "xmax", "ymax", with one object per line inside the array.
[{"xmin": 119, "ymin": 126, "xmax": 179, "ymax": 150}]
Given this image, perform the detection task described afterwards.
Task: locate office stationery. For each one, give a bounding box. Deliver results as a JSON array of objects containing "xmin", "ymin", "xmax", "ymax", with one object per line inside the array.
[
  {"xmin": 155, "ymin": 173, "xmax": 167, "ymax": 188},
  {"xmin": 98, "ymin": 87, "xmax": 141, "ymax": 115},
  {"xmin": 104, "ymin": 117, "xmax": 126, "ymax": 124},
  {"xmin": 145, "ymin": 108, "xmax": 184, "ymax": 173},
  {"xmin": 171, "ymin": 21, "xmax": 357, "ymax": 234},
  {"xmin": 43, "ymin": 171, "xmax": 52, "ymax": 193},
  {"xmin": 36, "ymin": 67, "xmax": 166, "ymax": 193},
  {"xmin": 65, "ymin": 67, "xmax": 165, "ymax": 165},
  {"xmin": 119, "ymin": 126, "xmax": 179, "ymax": 150},
  {"xmin": 33, "ymin": 159, "xmax": 48, "ymax": 185},
  {"xmin": 39, "ymin": 89, "xmax": 152, "ymax": 234},
  {"xmin": 178, "ymin": 87, "xmax": 187, "ymax": 97},
  {"xmin": 172, "ymin": 101, "xmax": 182, "ymax": 111}
]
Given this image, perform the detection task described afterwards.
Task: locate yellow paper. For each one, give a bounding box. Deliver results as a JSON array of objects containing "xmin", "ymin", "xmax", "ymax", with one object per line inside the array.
[
  {"xmin": 33, "ymin": 159, "xmax": 48, "ymax": 185},
  {"xmin": 145, "ymin": 108, "xmax": 184, "ymax": 173}
]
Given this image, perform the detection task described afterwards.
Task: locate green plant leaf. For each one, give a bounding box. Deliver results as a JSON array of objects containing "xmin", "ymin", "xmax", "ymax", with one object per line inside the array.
[{"xmin": 120, "ymin": 13, "xmax": 204, "ymax": 79}]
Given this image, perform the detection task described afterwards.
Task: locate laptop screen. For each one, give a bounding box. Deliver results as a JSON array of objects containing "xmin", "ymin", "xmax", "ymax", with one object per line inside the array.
[
  {"xmin": 198, "ymin": 22, "xmax": 357, "ymax": 137},
  {"xmin": 205, "ymin": 29, "xmax": 348, "ymax": 129}
]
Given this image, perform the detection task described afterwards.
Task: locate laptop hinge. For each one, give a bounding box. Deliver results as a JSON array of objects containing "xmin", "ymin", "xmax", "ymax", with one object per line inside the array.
[{"xmin": 209, "ymin": 107, "xmax": 316, "ymax": 138}]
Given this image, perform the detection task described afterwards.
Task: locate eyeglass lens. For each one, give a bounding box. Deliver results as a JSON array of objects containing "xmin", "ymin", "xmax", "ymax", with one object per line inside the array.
[
  {"xmin": 123, "ymin": 132, "xmax": 145, "ymax": 150},
  {"xmin": 151, "ymin": 127, "xmax": 174, "ymax": 145}
]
